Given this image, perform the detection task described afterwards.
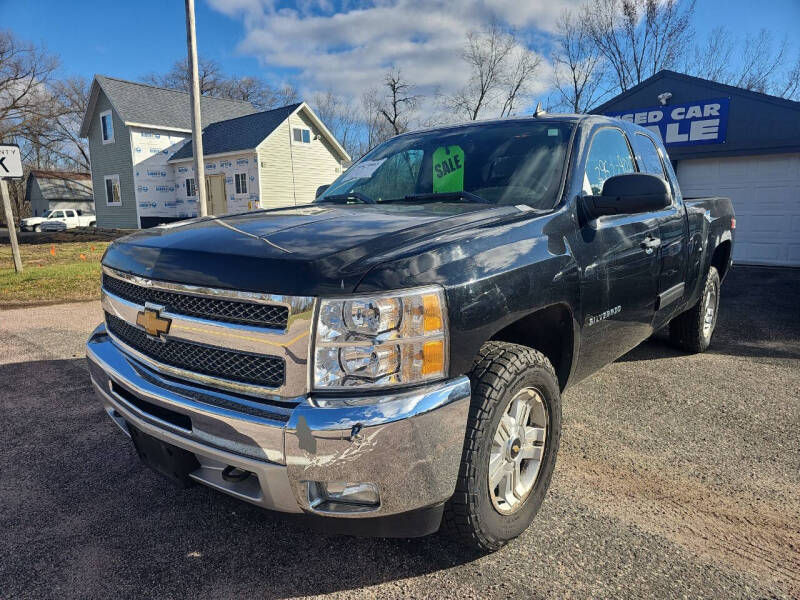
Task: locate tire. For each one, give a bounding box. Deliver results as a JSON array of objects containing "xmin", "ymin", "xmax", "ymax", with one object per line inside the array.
[
  {"xmin": 442, "ymin": 341, "xmax": 562, "ymax": 551},
  {"xmin": 669, "ymin": 266, "xmax": 721, "ymax": 353}
]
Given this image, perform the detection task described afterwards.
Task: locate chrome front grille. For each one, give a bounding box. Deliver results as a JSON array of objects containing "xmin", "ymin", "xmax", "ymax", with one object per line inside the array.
[
  {"xmin": 105, "ymin": 312, "xmax": 286, "ymax": 387},
  {"xmin": 102, "ymin": 273, "xmax": 289, "ymax": 329},
  {"xmin": 100, "ymin": 266, "xmax": 315, "ymax": 399}
]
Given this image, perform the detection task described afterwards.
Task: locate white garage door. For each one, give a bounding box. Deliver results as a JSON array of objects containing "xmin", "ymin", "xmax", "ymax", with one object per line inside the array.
[{"xmin": 677, "ymin": 153, "xmax": 800, "ymax": 266}]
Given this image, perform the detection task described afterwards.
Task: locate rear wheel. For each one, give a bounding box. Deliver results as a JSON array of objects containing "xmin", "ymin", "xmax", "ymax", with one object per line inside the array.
[
  {"xmin": 669, "ymin": 266, "xmax": 720, "ymax": 353},
  {"xmin": 442, "ymin": 341, "xmax": 561, "ymax": 551}
]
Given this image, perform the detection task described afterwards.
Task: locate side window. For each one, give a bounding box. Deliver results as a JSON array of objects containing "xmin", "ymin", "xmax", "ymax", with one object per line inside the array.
[
  {"xmin": 292, "ymin": 128, "xmax": 311, "ymax": 144},
  {"xmin": 635, "ymin": 133, "xmax": 667, "ymax": 178},
  {"xmin": 583, "ymin": 128, "xmax": 635, "ymax": 195},
  {"xmin": 51, "ymin": 211, "xmax": 64, "ymax": 218},
  {"xmin": 100, "ymin": 110, "xmax": 114, "ymax": 144},
  {"xmin": 104, "ymin": 175, "xmax": 121, "ymax": 206}
]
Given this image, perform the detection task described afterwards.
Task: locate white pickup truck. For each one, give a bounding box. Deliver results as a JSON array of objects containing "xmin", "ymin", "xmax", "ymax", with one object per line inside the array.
[{"xmin": 21, "ymin": 209, "xmax": 96, "ymax": 232}]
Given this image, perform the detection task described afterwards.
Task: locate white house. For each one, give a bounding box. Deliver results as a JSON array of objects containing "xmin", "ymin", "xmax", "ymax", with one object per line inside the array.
[{"xmin": 80, "ymin": 75, "xmax": 350, "ymax": 229}]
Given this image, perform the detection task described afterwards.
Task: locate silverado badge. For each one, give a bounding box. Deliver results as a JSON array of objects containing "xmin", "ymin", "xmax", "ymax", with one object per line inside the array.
[{"xmin": 136, "ymin": 307, "xmax": 171, "ymax": 338}]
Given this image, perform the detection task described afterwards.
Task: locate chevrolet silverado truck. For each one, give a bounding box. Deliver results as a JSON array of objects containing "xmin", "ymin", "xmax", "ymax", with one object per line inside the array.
[{"xmin": 87, "ymin": 114, "xmax": 734, "ymax": 550}]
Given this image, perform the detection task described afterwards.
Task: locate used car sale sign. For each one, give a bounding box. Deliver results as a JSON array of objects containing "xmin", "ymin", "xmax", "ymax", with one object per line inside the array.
[{"xmin": 605, "ymin": 98, "xmax": 730, "ymax": 147}]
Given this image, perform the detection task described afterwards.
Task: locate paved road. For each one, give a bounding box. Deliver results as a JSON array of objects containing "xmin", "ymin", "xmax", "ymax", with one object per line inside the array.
[{"xmin": 1, "ymin": 267, "xmax": 798, "ymax": 599}]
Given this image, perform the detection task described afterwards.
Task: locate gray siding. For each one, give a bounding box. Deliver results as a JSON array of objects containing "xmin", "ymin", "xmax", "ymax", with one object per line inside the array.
[
  {"xmin": 27, "ymin": 179, "xmax": 47, "ymax": 216},
  {"xmin": 87, "ymin": 90, "xmax": 138, "ymax": 228}
]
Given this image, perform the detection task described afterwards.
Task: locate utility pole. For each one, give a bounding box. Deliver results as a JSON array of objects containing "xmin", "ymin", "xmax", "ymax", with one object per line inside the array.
[{"xmin": 184, "ymin": 0, "xmax": 207, "ymax": 217}]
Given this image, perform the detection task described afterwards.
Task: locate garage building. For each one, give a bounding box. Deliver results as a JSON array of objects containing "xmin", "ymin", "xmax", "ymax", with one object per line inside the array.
[
  {"xmin": 26, "ymin": 169, "xmax": 94, "ymax": 217},
  {"xmin": 595, "ymin": 70, "xmax": 800, "ymax": 267}
]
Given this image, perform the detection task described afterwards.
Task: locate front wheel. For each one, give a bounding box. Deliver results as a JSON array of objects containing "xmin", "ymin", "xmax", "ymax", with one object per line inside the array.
[{"xmin": 442, "ymin": 341, "xmax": 561, "ymax": 551}]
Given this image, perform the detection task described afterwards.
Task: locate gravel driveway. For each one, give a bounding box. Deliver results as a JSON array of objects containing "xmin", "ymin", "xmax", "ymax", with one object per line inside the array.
[{"xmin": 1, "ymin": 266, "xmax": 798, "ymax": 599}]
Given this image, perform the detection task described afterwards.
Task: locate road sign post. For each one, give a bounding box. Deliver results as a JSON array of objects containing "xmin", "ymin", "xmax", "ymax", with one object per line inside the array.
[{"xmin": 0, "ymin": 144, "xmax": 24, "ymax": 273}]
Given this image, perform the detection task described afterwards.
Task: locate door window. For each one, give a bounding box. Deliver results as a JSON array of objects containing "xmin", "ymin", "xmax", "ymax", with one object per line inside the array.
[
  {"xmin": 583, "ymin": 128, "xmax": 635, "ymax": 195},
  {"xmin": 50, "ymin": 211, "xmax": 64, "ymax": 219},
  {"xmin": 635, "ymin": 133, "xmax": 667, "ymax": 178}
]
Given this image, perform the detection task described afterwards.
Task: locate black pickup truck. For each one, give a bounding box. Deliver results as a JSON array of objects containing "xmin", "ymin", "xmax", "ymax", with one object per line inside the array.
[{"xmin": 87, "ymin": 114, "xmax": 734, "ymax": 550}]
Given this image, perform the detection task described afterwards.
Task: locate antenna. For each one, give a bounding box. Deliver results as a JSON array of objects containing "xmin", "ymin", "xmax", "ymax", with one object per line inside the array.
[{"xmin": 533, "ymin": 101, "xmax": 546, "ymax": 117}]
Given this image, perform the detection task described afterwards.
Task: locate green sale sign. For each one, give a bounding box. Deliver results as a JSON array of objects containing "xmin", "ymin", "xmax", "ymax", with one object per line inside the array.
[{"xmin": 432, "ymin": 145, "xmax": 465, "ymax": 193}]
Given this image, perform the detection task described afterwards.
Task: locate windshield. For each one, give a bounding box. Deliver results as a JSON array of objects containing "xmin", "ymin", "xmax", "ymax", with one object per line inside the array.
[
  {"xmin": 41, "ymin": 210, "xmax": 51, "ymax": 218},
  {"xmin": 318, "ymin": 120, "xmax": 574, "ymax": 209}
]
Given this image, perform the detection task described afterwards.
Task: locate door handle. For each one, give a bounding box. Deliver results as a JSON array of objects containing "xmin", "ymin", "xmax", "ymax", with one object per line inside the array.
[{"xmin": 641, "ymin": 236, "xmax": 661, "ymax": 254}]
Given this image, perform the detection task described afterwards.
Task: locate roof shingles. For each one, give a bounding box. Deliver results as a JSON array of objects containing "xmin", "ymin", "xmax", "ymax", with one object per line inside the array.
[
  {"xmin": 169, "ymin": 103, "xmax": 302, "ymax": 161},
  {"xmin": 96, "ymin": 75, "xmax": 257, "ymax": 131}
]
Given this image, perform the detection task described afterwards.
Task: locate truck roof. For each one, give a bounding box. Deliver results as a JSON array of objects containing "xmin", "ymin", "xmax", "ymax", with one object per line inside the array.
[{"xmin": 395, "ymin": 113, "xmax": 626, "ymax": 137}]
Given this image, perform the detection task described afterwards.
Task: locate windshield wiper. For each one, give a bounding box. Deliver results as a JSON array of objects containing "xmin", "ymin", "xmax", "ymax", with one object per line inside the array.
[
  {"xmin": 391, "ymin": 191, "xmax": 492, "ymax": 205},
  {"xmin": 317, "ymin": 192, "xmax": 376, "ymax": 205}
]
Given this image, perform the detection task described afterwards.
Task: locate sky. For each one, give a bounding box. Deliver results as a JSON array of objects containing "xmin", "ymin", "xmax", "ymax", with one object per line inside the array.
[{"xmin": 2, "ymin": 0, "xmax": 799, "ymax": 113}]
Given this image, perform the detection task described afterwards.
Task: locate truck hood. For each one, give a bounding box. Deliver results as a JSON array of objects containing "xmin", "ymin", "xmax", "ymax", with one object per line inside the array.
[{"xmin": 102, "ymin": 203, "xmax": 530, "ymax": 295}]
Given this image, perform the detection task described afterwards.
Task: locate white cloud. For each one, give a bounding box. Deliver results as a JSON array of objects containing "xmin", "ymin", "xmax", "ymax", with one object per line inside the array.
[{"xmin": 207, "ymin": 0, "xmax": 579, "ymax": 117}]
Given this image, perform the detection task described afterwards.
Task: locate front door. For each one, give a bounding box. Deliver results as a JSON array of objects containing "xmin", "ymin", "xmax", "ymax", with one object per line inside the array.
[
  {"xmin": 205, "ymin": 175, "xmax": 227, "ymax": 216},
  {"xmin": 570, "ymin": 127, "xmax": 661, "ymax": 380}
]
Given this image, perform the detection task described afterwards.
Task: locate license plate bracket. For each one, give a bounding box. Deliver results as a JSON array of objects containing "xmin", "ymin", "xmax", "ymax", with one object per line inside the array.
[{"xmin": 128, "ymin": 423, "xmax": 199, "ymax": 487}]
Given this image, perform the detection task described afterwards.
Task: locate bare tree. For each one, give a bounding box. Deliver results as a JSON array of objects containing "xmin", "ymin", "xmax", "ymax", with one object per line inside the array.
[
  {"xmin": 551, "ymin": 8, "xmax": 607, "ymax": 113},
  {"xmin": 682, "ymin": 25, "xmax": 734, "ymax": 84},
  {"xmin": 37, "ymin": 76, "xmax": 90, "ymax": 170},
  {"xmin": 312, "ymin": 90, "xmax": 362, "ymax": 159},
  {"xmin": 445, "ymin": 23, "xmax": 516, "ymax": 120},
  {"xmin": 378, "ymin": 67, "xmax": 419, "ymax": 135},
  {"xmin": 734, "ymin": 30, "xmax": 788, "ymax": 93},
  {"xmin": 500, "ymin": 45, "xmax": 542, "ymax": 117},
  {"xmin": 443, "ymin": 24, "xmax": 541, "ymax": 120},
  {"xmin": 0, "ymin": 30, "xmax": 59, "ymax": 142},
  {"xmin": 582, "ymin": 0, "xmax": 696, "ymax": 92},
  {"xmin": 142, "ymin": 58, "xmax": 301, "ymax": 110},
  {"xmin": 779, "ymin": 51, "xmax": 800, "ymax": 101},
  {"xmin": 686, "ymin": 27, "xmax": 798, "ymax": 99},
  {"xmin": 359, "ymin": 87, "xmax": 393, "ymax": 156},
  {"xmin": 142, "ymin": 57, "xmax": 225, "ymax": 96}
]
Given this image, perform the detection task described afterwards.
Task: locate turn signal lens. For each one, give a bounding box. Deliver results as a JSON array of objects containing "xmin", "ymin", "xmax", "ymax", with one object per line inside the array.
[
  {"xmin": 422, "ymin": 340, "xmax": 445, "ymax": 375},
  {"xmin": 423, "ymin": 294, "xmax": 443, "ymax": 333}
]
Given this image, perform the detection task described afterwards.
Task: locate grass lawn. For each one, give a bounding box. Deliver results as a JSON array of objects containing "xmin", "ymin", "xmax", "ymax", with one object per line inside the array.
[{"xmin": 0, "ymin": 241, "xmax": 110, "ymax": 307}]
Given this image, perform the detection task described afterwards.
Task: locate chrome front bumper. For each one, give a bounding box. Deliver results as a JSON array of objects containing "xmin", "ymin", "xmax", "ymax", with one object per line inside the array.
[{"xmin": 86, "ymin": 324, "xmax": 471, "ymax": 519}]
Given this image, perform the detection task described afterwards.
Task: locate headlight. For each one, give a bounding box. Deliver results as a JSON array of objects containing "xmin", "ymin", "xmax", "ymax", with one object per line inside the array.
[{"xmin": 313, "ymin": 286, "xmax": 448, "ymax": 389}]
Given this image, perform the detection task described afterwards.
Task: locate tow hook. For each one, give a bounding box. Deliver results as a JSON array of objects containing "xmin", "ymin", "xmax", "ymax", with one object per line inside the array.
[{"xmin": 221, "ymin": 465, "xmax": 251, "ymax": 483}]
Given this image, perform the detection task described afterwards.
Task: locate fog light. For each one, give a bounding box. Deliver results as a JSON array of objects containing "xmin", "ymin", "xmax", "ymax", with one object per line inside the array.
[{"xmin": 308, "ymin": 481, "xmax": 380, "ymax": 509}]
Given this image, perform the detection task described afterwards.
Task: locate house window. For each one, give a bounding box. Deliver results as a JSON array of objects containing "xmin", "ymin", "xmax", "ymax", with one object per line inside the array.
[
  {"xmin": 186, "ymin": 178, "xmax": 197, "ymax": 197},
  {"xmin": 235, "ymin": 173, "xmax": 247, "ymax": 194},
  {"xmin": 100, "ymin": 110, "xmax": 114, "ymax": 144},
  {"xmin": 293, "ymin": 127, "xmax": 311, "ymax": 144},
  {"xmin": 104, "ymin": 175, "xmax": 121, "ymax": 206}
]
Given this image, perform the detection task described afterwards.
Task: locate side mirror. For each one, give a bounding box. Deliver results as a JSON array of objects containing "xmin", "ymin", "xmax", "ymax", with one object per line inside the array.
[
  {"xmin": 582, "ymin": 173, "xmax": 670, "ymax": 219},
  {"xmin": 315, "ymin": 184, "xmax": 330, "ymax": 198}
]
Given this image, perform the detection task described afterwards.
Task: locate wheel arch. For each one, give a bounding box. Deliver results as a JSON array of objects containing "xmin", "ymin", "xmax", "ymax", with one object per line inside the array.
[
  {"xmin": 488, "ymin": 303, "xmax": 576, "ymax": 391},
  {"xmin": 710, "ymin": 239, "xmax": 732, "ymax": 280}
]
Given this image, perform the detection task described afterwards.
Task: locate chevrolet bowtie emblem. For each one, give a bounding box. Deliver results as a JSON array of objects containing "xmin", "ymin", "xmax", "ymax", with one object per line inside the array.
[{"xmin": 136, "ymin": 307, "xmax": 171, "ymax": 338}]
